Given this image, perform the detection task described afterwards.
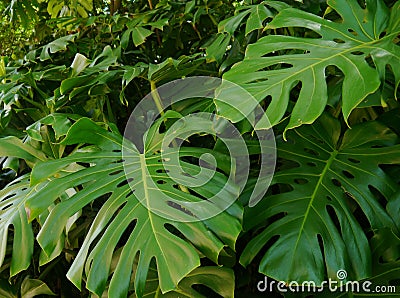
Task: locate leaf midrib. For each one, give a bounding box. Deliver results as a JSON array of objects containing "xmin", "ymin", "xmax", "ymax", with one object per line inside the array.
[
  {"xmin": 139, "ymin": 153, "xmax": 168, "ymax": 264},
  {"xmin": 288, "ymin": 149, "xmax": 338, "ymax": 276}
]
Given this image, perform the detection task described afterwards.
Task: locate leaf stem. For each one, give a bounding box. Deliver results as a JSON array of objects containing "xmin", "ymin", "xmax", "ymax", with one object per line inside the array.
[
  {"xmin": 149, "ymin": 81, "xmax": 189, "ymax": 194},
  {"xmin": 150, "ymin": 80, "xmax": 165, "ymax": 116},
  {"xmin": 333, "ymin": 102, "xmax": 342, "ymax": 118}
]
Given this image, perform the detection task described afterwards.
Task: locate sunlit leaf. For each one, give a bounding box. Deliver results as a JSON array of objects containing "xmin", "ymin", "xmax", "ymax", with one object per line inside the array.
[
  {"xmin": 26, "ymin": 118, "xmax": 242, "ymax": 297},
  {"xmin": 223, "ymin": 0, "xmax": 400, "ymax": 132}
]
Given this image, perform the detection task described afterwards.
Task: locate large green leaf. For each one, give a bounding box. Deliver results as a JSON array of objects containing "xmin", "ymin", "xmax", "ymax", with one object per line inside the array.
[
  {"xmin": 0, "ymin": 136, "xmax": 56, "ymax": 276},
  {"xmin": 241, "ymin": 114, "xmax": 400, "ymax": 284},
  {"xmin": 0, "ymin": 175, "xmax": 34, "ymax": 276},
  {"xmin": 26, "ymin": 118, "xmax": 242, "ymax": 297},
  {"xmin": 223, "ymin": 0, "xmax": 400, "ymax": 131}
]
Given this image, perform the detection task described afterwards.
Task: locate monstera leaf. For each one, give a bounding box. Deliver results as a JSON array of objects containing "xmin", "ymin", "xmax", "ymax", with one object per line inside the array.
[
  {"xmin": 25, "ymin": 118, "xmax": 242, "ymax": 297},
  {"xmin": 0, "ymin": 137, "xmax": 49, "ymax": 276},
  {"xmin": 241, "ymin": 114, "xmax": 400, "ymax": 284},
  {"xmin": 223, "ymin": 0, "xmax": 400, "ymax": 131},
  {"xmin": 0, "ymin": 175, "xmax": 34, "ymax": 276}
]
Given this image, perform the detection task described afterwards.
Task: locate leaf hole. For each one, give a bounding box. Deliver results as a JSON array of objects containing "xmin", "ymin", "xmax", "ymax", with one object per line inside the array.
[
  {"xmin": 263, "ymin": 95, "xmax": 272, "ymax": 110},
  {"xmin": 289, "ymin": 81, "xmax": 302, "ymax": 105},
  {"xmin": 347, "ymin": 28, "xmax": 358, "ymax": 36},
  {"xmin": 326, "ymin": 196, "xmax": 333, "ymax": 201},
  {"xmin": 76, "ymin": 162, "xmax": 90, "ymax": 167},
  {"xmin": 269, "ymin": 183, "xmax": 294, "ymax": 195},
  {"xmin": 164, "ymin": 223, "xmax": 187, "ymax": 240},
  {"xmin": 8, "ymin": 180, "xmax": 21, "ymax": 186},
  {"xmin": 294, "ymin": 178, "xmax": 308, "ymax": 185},
  {"xmin": 331, "ymin": 178, "xmax": 341, "ymax": 187},
  {"xmin": 326, "ymin": 205, "xmax": 342, "ymax": 237},
  {"xmin": 157, "ymin": 180, "xmax": 167, "ymax": 184},
  {"xmin": 345, "ymin": 195, "xmax": 371, "ymax": 231},
  {"xmin": 304, "ymin": 147, "xmax": 320, "ymax": 156},
  {"xmin": 333, "ymin": 38, "xmax": 345, "ymax": 43},
  {"xmin": 158, "ymin": 122, "xmax": 167, "ymax": 133},
  {"xmin": 342, "ymin": 170, "xmax": 355, "ymax": 179},
  {"xmin": 156, "ymin": 169, "xmax": 170, "ymax": 173},
  {"xmin": 275, "ymin": 62, "xmax": 293, "ymax": 69},
  {"xmin": 348, "ymin": 158, "xmax": 360, "ymax": 164},
  {"xmin": 112, "ymin": 159, "xmax": 125, "ymax": 164},
  {"xmin": 364, "ymin": 55, "xmax": 374, "ymax": 67},
  {"xmin": 158, "ymin": 158, "xmax": 170, "ymax": 162},
  {"xmin": 182, "ymin": 172, "xmax": 195, "ymax": 178},
  {"xmin": 125, "ymin": 189, "xmax": 135, "ymax": 198},
  {"xmin": 1, "ymin": 203, "xmax": 12, "ymax": 210},
  {"xmin": 307, "ymin": 162, "xmax": 317, "ymax": 167},
  {"xmin": 109, "ymin": 169, "xmax": 123, "ymax": 176},
  {"xmin": 112, "ymin": 149, "xmax": 121, "ymax": 153},
  {"xmin": 351, "ymin": 51, "xmax": 364, "ymax": 56},
  {"xmin": 117, "ymin": 178, "xmax": 134, "ymax": 188},
  {"xmin": 368, "ymin": 185, "xmax": 387, "ymax": 208},
  {"xmin": 276, "ymin": 158, "xmax": 300, "ymax": 170},
  {"xmin": 116, "ymin": 218, "xmax": 137, "ymax": 247},
  {"xmin": 2, "ymin": 193, "xmax": 16, "ymax": 201},
  {"xmin": 166, "ymin": 202, "xmax": 195, "ymax": 217},
  {"xmin": 307, "ymin": 134, "xmax": 325, "ymax": 145},
  {"xmin": 316, "ymin": 234, "xmax": 328, "ymax": 278}
]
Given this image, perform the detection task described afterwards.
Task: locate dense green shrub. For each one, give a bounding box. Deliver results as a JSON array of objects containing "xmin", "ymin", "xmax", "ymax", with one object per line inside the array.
[{"xmin": 0, "ymin": 0, "xmax": 399, "ymax": 296}]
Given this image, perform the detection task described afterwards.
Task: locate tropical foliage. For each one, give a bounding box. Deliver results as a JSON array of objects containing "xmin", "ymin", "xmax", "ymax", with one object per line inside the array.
[{"xmin": 0, "ymin": 0, "xmax": 399, "ymax": 297}]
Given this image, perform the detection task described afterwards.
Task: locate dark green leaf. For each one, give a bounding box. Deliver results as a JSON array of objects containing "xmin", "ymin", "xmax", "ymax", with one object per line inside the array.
[{"xmin": 241, "ymin": 115, "xmax": 400, "ymax": 284}]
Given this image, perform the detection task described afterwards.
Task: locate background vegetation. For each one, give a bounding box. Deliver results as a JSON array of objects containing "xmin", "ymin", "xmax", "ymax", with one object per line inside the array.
[{"xmin": 0, "ymin": 0, "xmax": 399, "ymax": 297}]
